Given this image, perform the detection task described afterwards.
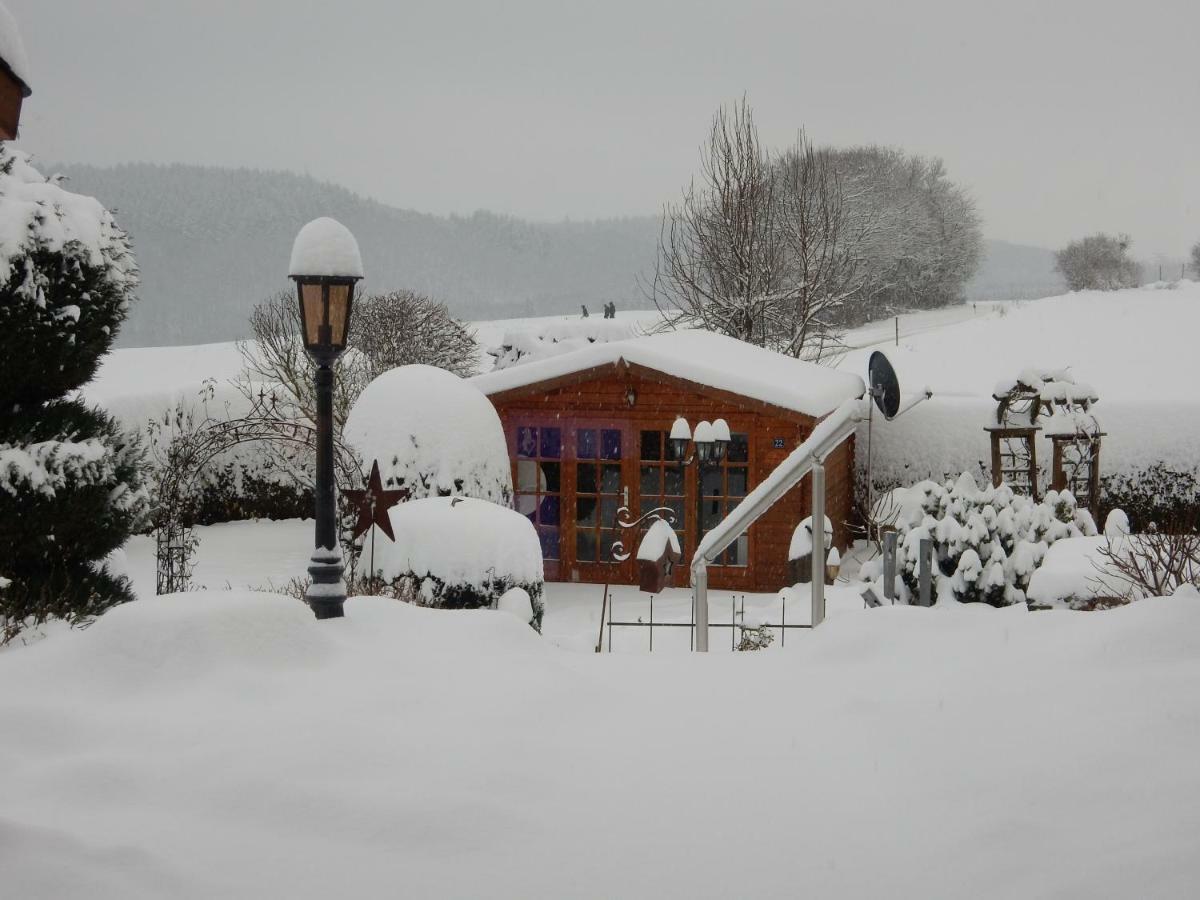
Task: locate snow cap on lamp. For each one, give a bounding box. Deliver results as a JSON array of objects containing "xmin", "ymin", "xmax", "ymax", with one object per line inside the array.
[{"xmin": 289, "ymin": 217, "xmax": 364, "ymax": 278}]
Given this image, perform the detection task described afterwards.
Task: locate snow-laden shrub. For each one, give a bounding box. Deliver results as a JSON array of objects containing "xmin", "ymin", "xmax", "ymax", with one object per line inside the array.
[
  {"xmin": 0, "ymin": 148, "xmax": 139, "ymax": 405},
  {"xmin": 344, "ymin": 365, "xmax": 512, "ymax": 505},
  {"xmin": 0, "ymin": 147, "xmax": 148, "ymax": 640},
  {"xmin": 372, "ymin": 497, "xmax": 544, "ymax": 630},
  {"xmin": 876, "ymin": 472, "xmax": 1097, "ymax": 607}
]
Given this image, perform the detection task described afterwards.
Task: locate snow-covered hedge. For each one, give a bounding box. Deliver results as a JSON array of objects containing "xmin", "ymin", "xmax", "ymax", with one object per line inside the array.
[
  {"xmin": 344, "ymin": 365, "xmax": 512, "ymax": 504},
  {"xmin": 372, "ymin": 497, "xmax": 544, "ymax": 630},
  {"xmin": 872, "ymin": 472, "xmax": 1097, "ymax": 607}
]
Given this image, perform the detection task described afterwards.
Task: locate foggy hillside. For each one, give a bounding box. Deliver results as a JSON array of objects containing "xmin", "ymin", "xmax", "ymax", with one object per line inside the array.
[
  {"xmin": 54, "ymin": 162, "xmax": 1060, "ymax": 347},
  {"xmin": 54, "ymin": 162, "xmax": 661, "ymax": 347}
]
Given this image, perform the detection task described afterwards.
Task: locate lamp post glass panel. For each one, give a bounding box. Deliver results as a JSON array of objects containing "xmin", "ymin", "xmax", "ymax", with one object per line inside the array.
[
  {"xmin": 673, "ymin": 417, "xmax": 729, "ymax": 651},
  {"xmin": 288, "ymin": 217, "xmax": 364, "ymax": 619}
]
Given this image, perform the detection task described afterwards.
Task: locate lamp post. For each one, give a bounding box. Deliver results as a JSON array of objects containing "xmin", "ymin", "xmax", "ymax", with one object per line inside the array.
[
  {"xmin": 671, "ymin": 416, "xmax": 730, "ymax": 651},
  {"xmin": 289, "ymin": 217, "xmax": 363, "ymax": 619}
]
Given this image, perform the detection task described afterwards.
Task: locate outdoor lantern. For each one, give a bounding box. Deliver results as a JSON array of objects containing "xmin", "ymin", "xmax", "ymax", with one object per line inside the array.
[
  {"xmin": 289, "ymin": 217, "xmax": 364, "ymax": 364},
  {"xmin": 669, "ymin": 417, "xmax": 692, "ymax": 461},
  {"xmin": 711, "ymin": 418, "xmax": 731, "ymax": 462},
  {"xmin": 288, "ymin": 217, "xmax": 364, "ymax": 620},
  {"xmin": 693, "ymin": 420, "xmax": 715, "ymax": 463}
]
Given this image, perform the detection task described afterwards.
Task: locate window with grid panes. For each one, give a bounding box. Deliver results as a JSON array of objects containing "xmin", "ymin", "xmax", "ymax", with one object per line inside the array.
[
  {"xmin": 515, "ymin": 425, "xmax": 561, "ymax": 560},
  {"xmin": 574, "ymin": 428, "xmax": 623, "ymax": 563},
  {"xmin": 638, "ymin": 429, "xmax": 686, "ymax": 555},
  {"xmin": 699, "ymin": 432, "xmax": 750, "ymax": 566}
]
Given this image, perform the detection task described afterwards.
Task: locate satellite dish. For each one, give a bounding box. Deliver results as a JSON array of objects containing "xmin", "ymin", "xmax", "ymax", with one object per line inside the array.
[{"xmin": 868, "ymin": 351, "xmax": 901, "ymax": 420}]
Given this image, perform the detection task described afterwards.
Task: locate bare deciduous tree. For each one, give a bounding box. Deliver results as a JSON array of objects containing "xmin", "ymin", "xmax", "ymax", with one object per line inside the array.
[
  {"xmin": 238, "ymin": 288, "xmax": 477, "ymax": 434},
  {"xmin": 349, "ymin": 290, "xmax": 478, "ymax": 380},
  {"xmin": 773, "ymin": 136, "xmax": 859, "ymax": 359},
  {"xmin": 650, "ymin": 101, "xmax": 982, "ymax": 358},
  {"xmin": 650, "ymin": 99, "xmax": 786, "ymax": 349}
]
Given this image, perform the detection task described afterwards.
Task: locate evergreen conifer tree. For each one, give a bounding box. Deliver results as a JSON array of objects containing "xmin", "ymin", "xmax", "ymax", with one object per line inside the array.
[{"xmin": 0, "ymin": 145, "xmax": 149, "ymax": 641}]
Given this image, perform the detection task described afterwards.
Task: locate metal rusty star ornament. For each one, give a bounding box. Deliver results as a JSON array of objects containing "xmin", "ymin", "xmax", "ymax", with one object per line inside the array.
[{"xmin": 342, "ymin": 460, "xmax": 409, "ymax": 542}]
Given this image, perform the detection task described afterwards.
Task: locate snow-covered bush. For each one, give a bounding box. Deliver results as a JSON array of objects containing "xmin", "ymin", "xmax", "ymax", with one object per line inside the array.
[
  {"xmin": 0, "ymin": 147, "xmax": 149, "ymax": 641},
  {"xmin": 372, "ymin": 497, "xmax": 544, "ymax": 630},
  {"xmin": 877, "ymin": 472, "xmax": 1097, "ymax": 607},
  {"xmin": 344, "ymin": 365, "xmax": 512, "ymax": 505},
  {"xmin": 1054, "ymin": 233, "xmax": 1139, "ymax": 292}
]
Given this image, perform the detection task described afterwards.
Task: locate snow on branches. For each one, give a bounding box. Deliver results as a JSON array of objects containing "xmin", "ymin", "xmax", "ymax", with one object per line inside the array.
[{"xmin": 872, "ymin": 472, "xmax": 1098, "ymax": 607}]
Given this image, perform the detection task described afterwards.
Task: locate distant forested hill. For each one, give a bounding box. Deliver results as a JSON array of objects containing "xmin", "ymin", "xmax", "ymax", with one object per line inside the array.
[
  {"xmin": 51, "ymin": 161, "xmax": 1061, "ymax": 347},
  {"xmin": 52, "ymin": 162, "xmax": 661, "ymax": 347}
]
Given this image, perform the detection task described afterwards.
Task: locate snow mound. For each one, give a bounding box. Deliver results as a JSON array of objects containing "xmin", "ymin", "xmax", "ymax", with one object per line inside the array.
[
  {"xmin": 375, "ymin": 497, "xmax": 543, "ymax": 587},
  {"xmin": 287, "ymin": 217, "xmax": 363, "ymax": 278},
  {"xmin": 37, "ymin": 592, "xmax": 336, "ymax": 685},
  {"xmin": 497, "ymin": 587, "xmax": 533, "ymax": 623},
  {"xmin": 344, "ymin": 365, "xmax": 512, "ymax": 503},
  {"xmin": 488, "ymin": 317, "xmax": 646, "ymax": 370}
]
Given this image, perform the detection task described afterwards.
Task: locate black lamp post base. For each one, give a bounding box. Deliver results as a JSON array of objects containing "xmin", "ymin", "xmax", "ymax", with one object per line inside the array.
[
  {"xmin": 305, "ymin": 549, "xmax": 347, "ymax": 619},
  {"xmin": 309, "ymin": 599, "xmax": 345, "ymax": 619}
]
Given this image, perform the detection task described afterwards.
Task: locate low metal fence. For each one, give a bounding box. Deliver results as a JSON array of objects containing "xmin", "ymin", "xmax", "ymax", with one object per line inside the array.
[{"xmin": 601, "ymin": 589, "xmax": 812, "ymax": 652}]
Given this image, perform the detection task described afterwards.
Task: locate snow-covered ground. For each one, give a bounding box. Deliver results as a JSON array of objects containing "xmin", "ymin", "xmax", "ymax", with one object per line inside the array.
[
  {"xmin": 3, "ymin": 567, "xmax": 1199, "ymax": 898},
  {"xmin": 108, "ymin": 518, "xmax": 837, "ymax": 653}
]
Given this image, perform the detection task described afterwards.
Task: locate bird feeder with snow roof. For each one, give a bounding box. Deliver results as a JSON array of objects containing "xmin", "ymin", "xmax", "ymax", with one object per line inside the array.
[{"xmin": 636, "ymin": 518, "xmax": 682, "ymax": 594}]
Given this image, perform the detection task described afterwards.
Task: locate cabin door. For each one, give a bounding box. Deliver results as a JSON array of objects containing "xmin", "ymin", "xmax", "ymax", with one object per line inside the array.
[{"xmin": 565, "ymin": 421, "xmax": 636, "ymax": 585}]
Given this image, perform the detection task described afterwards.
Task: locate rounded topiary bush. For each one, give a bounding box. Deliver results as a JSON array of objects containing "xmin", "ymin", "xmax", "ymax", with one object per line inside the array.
[
  {"xmin": 343, "ymin": 364, "xmax": 512, "ymax": 504},
  {"xmin": 0, "ymin": 146, "xmax": 148, "ymax": 641},
  {"xmin": 372, "ymin": 497, "xmax": 545, "ymax": 630}
]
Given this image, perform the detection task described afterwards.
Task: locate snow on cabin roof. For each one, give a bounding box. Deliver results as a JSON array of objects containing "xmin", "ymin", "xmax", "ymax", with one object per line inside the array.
[
  {"xmin": 0, "ymin": 2, "xmax": 31, "ymax": 91},
  {"xmin": 471, "ymin": 329, "xmax": 865, "ymax": 418}
]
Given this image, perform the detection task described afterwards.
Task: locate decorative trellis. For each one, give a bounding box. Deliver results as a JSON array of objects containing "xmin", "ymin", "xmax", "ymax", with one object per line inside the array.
[
  {"xmin": 155, "ymin": 521, "xmax": 197, "ymax": 595},
  {"xmin": 147, "ymin": 383, "xmax": 362, "ymax": 594},
  {"xmin": 1048, "ymin": 428, "xmax": 1104, "ymax": 520},
  {"xmin": 985, "ymin": 425, "xmax": 1040, "ymax": 499},
  {"xmin": 987, "ymin": 368, "xmax": 1102, "ymax": 507}
]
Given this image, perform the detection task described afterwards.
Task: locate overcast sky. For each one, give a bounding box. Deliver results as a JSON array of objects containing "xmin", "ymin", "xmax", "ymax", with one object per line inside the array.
[{"xmin": 8, "ymin": 0, "xmax": 1198, "ymax": 256}]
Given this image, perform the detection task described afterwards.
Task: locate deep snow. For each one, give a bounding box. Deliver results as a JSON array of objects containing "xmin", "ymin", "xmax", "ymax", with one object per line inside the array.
[{"xmin": 2, "ymin": 586, "xmax": 1198, "ymax": 899}]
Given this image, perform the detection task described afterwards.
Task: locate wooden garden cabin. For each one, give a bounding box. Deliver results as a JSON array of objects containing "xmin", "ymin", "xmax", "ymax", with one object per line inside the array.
[{"xmin": 472, "ymin": 331, "xmax": 865, "ymax": 593}]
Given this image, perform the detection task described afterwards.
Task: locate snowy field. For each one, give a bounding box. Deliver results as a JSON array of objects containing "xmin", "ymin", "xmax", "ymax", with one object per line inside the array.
[
  {"xmin": 840, "ymin": 282, "xmax": 1200, "ymax": 483},
  {"xmin": 3, "ymin": 547, "xmax": 1199, "ymax": 897}
]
